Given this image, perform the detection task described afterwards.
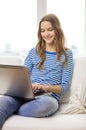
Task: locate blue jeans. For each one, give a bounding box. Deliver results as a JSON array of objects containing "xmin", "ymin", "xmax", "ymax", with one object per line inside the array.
[{"xmin": 0, "ymin": 95, "xmax": 59, "ymax": 128}]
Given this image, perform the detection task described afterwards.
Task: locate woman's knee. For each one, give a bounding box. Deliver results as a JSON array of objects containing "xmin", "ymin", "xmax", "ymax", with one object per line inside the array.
[
  {"xmin": 0, "ymin": 95, "xmax": 21, "ymax": 111},
  {"xmin": 38, "ymin": 95, "xmax": 59, "ymax": 116},
  {"xmin": 17, "ymin": 95, "xmax": 59, "ymax": 117}
]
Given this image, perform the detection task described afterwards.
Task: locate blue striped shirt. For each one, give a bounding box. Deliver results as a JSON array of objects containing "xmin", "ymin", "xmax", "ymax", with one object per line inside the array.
[{"xmin": 24, "ymin": 48, "xmax": 73, "ymax": 100}]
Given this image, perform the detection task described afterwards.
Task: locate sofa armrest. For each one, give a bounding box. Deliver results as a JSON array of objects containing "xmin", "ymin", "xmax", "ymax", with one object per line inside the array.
[{"xmin": 0, "ymin": 56, "xmax": 23, "ymax": 65}]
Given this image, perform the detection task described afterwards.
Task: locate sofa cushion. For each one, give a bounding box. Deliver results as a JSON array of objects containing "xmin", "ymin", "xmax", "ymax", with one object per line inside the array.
[
  {"xmin": 60, "ymin": 56, "xmax": 86, "ymax": 103},
  {"xmin": 70, "ymin": 56, "xmax": 86, "ymax": 93},
  {"xmin": 61, "ymin": 76, "xmax": 86, "ymax": 114},
  {"xmin": 2, "ymin": 104, "xmax": 86, "ymax": 130}
]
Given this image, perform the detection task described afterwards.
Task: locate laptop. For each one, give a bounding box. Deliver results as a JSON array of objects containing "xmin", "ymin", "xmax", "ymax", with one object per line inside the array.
[
  {"xmin": 0, "ymin": 64, "xmax": 34, "ymax": 100},
  {"xmin": 0, "ymin": 64, "xmax": 46, "ymax": 100}
]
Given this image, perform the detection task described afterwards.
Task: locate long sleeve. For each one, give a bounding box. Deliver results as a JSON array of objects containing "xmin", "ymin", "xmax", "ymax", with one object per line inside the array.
[
  {"xmin": 59, "ymin": 50, "xmax": 73, "ymax": 94},
  {"xmin": 24, "ymin": 48, "xmax": 34, "ymax": 73}
]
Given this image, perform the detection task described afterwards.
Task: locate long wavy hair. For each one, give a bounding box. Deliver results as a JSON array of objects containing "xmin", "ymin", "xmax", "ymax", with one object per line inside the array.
[{"xmin": 36, "ymin": 14, "xmax": 68, "ymax": 70}]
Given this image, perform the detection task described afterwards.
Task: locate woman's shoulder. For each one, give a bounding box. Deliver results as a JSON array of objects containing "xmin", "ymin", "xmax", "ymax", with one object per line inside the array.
[
  {"xmin": 26, "ymin": 47, "xmax": 36, "ymax": 58},
  {"xmin": 65, "ymin": 48, "xmax": 73, "ymax": 56},
  {"xmin": 29, "ymin": 47, "xmax": 36, "ymax": 52},
  {"xmin": 28, "ymin": 47, "xmax": 36, "ymax": 54}
]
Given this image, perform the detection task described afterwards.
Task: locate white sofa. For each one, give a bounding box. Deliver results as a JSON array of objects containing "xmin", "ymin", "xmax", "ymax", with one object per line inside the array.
[{"xmin": 0, "ymin": 55, "xmax": 86, "ymax": 130}]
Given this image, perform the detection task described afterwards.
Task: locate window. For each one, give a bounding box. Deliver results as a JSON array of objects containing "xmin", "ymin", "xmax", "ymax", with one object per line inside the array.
[
  {"xmin": 0, "ymin": 0, "xmax": 85, "ymax": 57},
  {"xmin": 47, "ymin": 0, "xmax": 85, "ymax": 55},
  {"xmin": 0, "ymin": 0, "xmax": 37, "ymax": 57}
]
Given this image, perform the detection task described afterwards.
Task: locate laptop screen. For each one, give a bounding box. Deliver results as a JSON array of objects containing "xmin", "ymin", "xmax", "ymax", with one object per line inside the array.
[{"xmin": 0, "ymin": 65, "xmax": 34, "ymax": 100}]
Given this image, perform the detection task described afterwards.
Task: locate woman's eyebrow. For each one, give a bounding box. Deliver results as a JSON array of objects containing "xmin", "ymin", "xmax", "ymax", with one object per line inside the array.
[{"xmin": 41, "ymin": 27, "xmax": 53, "ymax": 30}]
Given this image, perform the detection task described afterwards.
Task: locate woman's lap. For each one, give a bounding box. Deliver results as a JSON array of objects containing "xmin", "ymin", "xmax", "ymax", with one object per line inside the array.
[
  {"xmin": 0, "ymin": 94, "xmax": 59, "ymax": 128},
  {"xmin": 17, "ymin": 95, "xmax": 59, "ymax": 117}
]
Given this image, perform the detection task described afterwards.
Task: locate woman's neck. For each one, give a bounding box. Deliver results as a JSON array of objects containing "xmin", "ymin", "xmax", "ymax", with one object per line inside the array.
[{"xmin": 46, "ymin": 44, "xmax": 56, "ymax": 52}]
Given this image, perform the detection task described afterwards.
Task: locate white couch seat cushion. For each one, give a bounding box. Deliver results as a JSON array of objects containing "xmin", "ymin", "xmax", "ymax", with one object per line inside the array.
[{"xmin": 2, "ymin": 104, "xmax": 86, "ymax": 130}]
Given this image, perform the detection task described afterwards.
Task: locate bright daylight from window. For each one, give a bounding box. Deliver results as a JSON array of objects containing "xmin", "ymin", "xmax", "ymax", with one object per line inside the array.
[
  {"xmin": 0, "ymin": 0, "xmax": 85, "ymax": 57},
  {"xmin": 0, "ymin": 0, "xmax": 37, "ymax": 58},
  {"xmin": 47, "ymin": 0, "xmax": 85, "ymax": 56}
]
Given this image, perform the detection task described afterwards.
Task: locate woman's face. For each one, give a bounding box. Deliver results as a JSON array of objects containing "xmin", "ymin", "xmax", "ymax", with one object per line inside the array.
[{"xmin": 40, "ymin": 21, "xmax": 55, "ymax": 45}]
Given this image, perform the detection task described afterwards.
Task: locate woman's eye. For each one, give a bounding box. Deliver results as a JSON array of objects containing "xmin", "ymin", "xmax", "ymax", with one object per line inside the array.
[
  {"xmin": 48, "ymin": 28, "xmax": 53, "ymax": 31},
  {"xmin": 41, "ymin": 28, "xmax": 54, "ymax": 32},
  {"xmin": 41, "ymin": 30, "xmax": 45, "ymax": 32}
]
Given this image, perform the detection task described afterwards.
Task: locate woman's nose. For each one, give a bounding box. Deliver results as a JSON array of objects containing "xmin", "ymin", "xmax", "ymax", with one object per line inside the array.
[{"xmin": 45, "ymin": 31, "xmax": 49, "ymax": 36}]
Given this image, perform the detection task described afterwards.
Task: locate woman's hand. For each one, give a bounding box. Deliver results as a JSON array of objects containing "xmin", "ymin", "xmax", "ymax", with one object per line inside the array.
[
  {"xmin": 32, "ymin": 83, "xmax": 42, "ymax": 90},
  {"xmin": 32, "ymin": 83, "xmax": 62, "ymax": 94},
  {"xmin": 32, "ymin": 83, "xmax": 49, "ymax": 91}
]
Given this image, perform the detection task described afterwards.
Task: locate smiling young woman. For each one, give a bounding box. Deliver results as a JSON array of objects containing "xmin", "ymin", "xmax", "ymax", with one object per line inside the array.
[{"xmin": 0, "ymin": 14, "xmax": 73, "ymax": 129}]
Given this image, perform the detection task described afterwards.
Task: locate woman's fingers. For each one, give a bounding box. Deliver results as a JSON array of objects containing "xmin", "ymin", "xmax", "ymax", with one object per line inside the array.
[{"xmin": 32, "ymin": 83, "xmax": 42, "ymax": 90}]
